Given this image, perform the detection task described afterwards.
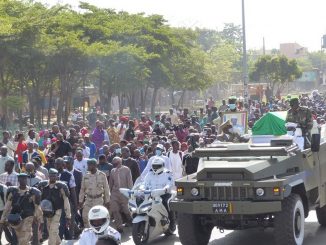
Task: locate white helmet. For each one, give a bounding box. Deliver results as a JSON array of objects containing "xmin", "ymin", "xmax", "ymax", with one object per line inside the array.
[
  {"xmin": 88, "ymin": 205, "xmax": 110, "ymax": 234},
  {"xmin": 151, "ymin": 157, "xmax": 165, "ymax": 174}
]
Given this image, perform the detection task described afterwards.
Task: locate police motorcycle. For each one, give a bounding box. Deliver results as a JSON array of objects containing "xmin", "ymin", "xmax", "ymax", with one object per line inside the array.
[{"xmin": 120, "ymin": 177, "xmax": 177, "ymax": 245}]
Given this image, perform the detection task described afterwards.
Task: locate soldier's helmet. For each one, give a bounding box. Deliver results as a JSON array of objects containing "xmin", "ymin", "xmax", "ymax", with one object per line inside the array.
[{"xmin": 88, "ymin": 205, "xmax": 110, "ymax": 234}]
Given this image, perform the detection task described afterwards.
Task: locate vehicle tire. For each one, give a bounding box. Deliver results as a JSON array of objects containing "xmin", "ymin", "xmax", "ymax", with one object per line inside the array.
[
  {"xmin": 316, "ymin": 205, "xmax": 326, "ymax": 226},
  {"xmin": 164, "ymin": 224, "xmax": 176, "ymax": 236},
  {"xmin": 274, "ymin": 194, "xmax": 305, "ymax": 245},
  {"xmin": 178, "ymin": 213, "xmax": 213, "ymax": 245},
  {"xmin": 132, "ymin": 221, "xmax": 149, "ymax": 245}
]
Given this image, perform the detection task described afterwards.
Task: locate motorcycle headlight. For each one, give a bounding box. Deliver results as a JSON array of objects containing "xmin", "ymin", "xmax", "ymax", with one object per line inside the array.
[
  {"xmin": 129, "ymin": 202, "xmax": 137, "ymax": 212},
  {"xmin": 140, "ymin": 203, "xmax": 152, "ymax": 212}
]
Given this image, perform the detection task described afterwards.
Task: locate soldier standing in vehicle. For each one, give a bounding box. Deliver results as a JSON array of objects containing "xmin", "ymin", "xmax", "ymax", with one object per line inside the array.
[
  {"xmin": 38, "ymin": 168, "xmax": 71, "ymax": 245},
  {"xmin": 286, "ymin": 98, "xmax": 313, "ymax": 148},
  {"xmin": 78, "ymin": 159, "xmax": 110, "ymax": 227},
  {"xmin": 0, "ymin": 173, "xmax": 43, "ymax": 245}
]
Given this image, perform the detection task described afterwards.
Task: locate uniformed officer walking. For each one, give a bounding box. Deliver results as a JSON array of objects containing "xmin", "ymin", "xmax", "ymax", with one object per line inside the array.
[
  {"xmin": 286, "ymin": 98, "xmax": 313, "ymax": 148},
  {"xmin": 78, "ymin": 159, "xmax": 110, "ymax": 227},
  {"xmin": 38, "ymin": 168, "xmax": 71, "ymax": 245},
  {"xmin": 0, "ymin": 173, "xmax": 43, "ymax": 245}
]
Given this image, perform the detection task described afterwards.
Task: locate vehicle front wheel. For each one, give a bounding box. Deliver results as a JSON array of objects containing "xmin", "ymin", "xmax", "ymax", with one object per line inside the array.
[
  {"xmin": 274, "ymin": 194, "xmax": 305, "ymax": 245},
  {"xmin": 178, "ymin": 213, "xmax": 213, "ymax": 245},
  {"xmin": 132, "ymin": 221, "xmax": 149, "ymax": 245},
  {"xmin": 316, "ymin": 205, "xmax": 326, "ymax": 226}
]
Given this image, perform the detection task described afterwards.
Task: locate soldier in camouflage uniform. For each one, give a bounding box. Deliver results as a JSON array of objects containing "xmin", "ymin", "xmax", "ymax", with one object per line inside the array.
[{"xmin": 286, "ymin": 98, "xmax": 313, "ymax": 149}]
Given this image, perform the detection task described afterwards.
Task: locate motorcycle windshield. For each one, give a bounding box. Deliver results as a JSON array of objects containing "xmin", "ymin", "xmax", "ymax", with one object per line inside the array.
[{"xmin": 132, "ymin": 176, "xmax": 147, "ymax": 191}]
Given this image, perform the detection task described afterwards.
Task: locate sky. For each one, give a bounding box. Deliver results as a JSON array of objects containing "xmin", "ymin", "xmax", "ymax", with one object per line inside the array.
[{"xmin": 41, "ymin": 0, "xmax": 326, "ymax": 51}]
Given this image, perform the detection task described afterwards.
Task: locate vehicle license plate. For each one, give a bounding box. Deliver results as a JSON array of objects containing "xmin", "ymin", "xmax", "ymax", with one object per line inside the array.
[{"xmin": 212, "ymin": 202, "xmax": 232, "ymax": 214}]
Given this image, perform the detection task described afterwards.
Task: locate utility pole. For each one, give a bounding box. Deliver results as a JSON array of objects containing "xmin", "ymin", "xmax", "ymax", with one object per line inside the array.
[
  {"xmin": 321, "ymin": 35, "xmax": 326, "ymax": 86},
  {"xmin": 242, "ymin": 0, "xmax": 249, "ymax": 105}
]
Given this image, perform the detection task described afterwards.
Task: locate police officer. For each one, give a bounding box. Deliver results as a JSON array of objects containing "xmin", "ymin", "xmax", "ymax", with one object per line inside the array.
[
  {"xmin": 79, "ymin": 159, "xmax": 110, "ymax": 227},
  {"xmin": 38, "ymin": 168, "xmax": 71, "ymax": 245},
  {"xmin": 79, "ymin": 205, "xmax": 120, "ymax": 245},
  {"xmin": 143, "ymin": 157, "xmax": 176, "ymax": 232},
  {"xmin": 0, "ymin": 173, "xmax": 43, "ymax": 245},
  {"xmin": 286, "ymin": 97, "xmax": 313, "ymax": 148},
  {"xmin": 54, "ymin": 157, "xmax": 77, "ymax": 239}
]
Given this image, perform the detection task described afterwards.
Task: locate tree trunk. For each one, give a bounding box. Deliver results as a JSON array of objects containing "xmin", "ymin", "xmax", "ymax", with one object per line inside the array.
[
  {"xmin": 140, "ymin": 85, "xmax": 149, "ymax": 112},
  {"xmin": 151, "ymin": 87, "xmax": 158, "ymax": 116},
  {"xmin": 28, "ymin": 89, "xmax": 35, "ymax": 125},
  {"xmin": 118, "ymin": 94, "xmax": 124, "ymax": 115},
  {"xmin": 47, "ymin": 82, "xmax": 54, "ymax": 127},
  {"xmin": 170, "ymin": 90, "xmax": 175, "ymax": 106},
  {"xmin": 177, "ymin": 90, "xmax": 186, "ymax": 109},
  {"xmin": 57, "ymin": 76, "xmax": 64, "ymax": 123}
]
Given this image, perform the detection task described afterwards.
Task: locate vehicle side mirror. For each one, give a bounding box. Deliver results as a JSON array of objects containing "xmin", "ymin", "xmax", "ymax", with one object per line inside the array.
[{"xmin": 311, "ymin": 134, "xmax": 320, "ymax": 152}]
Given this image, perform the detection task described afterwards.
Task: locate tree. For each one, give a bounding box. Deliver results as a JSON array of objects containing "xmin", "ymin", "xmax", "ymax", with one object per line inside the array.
[{"xmin": 250, "ymin": 55, "xmax": 302, "ymax": 96}]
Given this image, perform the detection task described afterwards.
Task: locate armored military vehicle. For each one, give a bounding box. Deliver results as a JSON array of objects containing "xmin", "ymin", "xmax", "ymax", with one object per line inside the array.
[{"xmin": 171, "ymin": 139, "xmax": 326, "ymax": 245}]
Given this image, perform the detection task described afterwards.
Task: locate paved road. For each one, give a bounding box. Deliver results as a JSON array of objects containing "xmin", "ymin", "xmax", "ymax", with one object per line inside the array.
[
  {"xmin": 2, "ymin": 211, "xmax": 325, "ymax": 244},
  {"xmin": 119, "ymin": 211, "xmax": 326, "ymax": 245}
]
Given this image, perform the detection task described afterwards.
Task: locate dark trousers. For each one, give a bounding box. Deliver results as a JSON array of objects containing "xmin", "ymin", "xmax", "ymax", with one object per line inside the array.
[
  {"xmin": 59, "ymin": 210, "xmax": 72, "ymax": 240},
  {"xmin": 161, "ymin": 193, "xmax": 176, "ymax": 227}
]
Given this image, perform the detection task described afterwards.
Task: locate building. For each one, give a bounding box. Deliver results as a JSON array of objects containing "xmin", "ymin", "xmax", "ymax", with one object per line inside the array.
[{"xmin": 280, "ymin": 43, "xmax": 308, "ymax": 59}]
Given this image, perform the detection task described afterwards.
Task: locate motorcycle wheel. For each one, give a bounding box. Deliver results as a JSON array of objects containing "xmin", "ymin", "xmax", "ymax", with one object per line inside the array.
[{"xmin": 132, "ymin": 221, "xmax": 149, "ymax": 245}]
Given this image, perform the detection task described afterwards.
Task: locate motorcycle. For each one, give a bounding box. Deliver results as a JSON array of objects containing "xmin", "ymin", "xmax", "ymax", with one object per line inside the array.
[{"xmin": 120, "ymin": 179, "xmax": 176, "ymax": 245}]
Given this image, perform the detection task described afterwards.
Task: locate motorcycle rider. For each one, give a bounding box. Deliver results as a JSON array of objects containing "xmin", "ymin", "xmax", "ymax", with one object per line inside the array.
[
  {"xmin": 38, "ymin": 168, "xmax": 71, "ymax": 245},
  {"xmin": 79, "ymin": 205, "xmax": 120, "ymax": 245},
  {"xmin": 141, "ymin": 144, "xmax": 172, "ymax": 178},
  {"xmin": 143, "ymin": 157, "xmax": 176, "ymax": 232}
]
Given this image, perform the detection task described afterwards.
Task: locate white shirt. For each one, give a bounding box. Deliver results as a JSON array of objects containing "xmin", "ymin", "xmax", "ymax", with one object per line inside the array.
[
  {"xmin": 141, "ymin": 155, "xmax": 172, "ymax": 178},
  {"xmin": 78, "ymin": 226, "xmax": 121, "ymax": 245},
  {"xmin": 2, "ymin": 141, "xmax": 16, "ymax": 158},
  {"xmin": 167, "ymin": 151, "xmax": 184, "ymax": 180},
  {"xmin": 143, "ymin": 169, "xmax": 174, "ymax": 191},
  {"xmin": 81, "ymin": 147, "xmax": 90, "ymax": 159},
  {"xmin": 74, "ymin": 158, "xmax": 89, "ymax": 176}
]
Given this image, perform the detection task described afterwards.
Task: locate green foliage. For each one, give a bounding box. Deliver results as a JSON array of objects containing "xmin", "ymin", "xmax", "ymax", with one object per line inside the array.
[
  {"xmin": 0, "ymin": 0, "xmax": 246, "ymax": 120},
  {"xmin": 0, "ymin": 96, "xmax": 25, "ymax": 109},
  {"xmin": 250, "ymin": 55, "xmax": 302, "ymax": 94}
]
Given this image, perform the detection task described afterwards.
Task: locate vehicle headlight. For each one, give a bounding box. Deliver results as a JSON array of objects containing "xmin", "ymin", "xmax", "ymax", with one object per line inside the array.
[
  {"xmin": 140, "ymin": 203, "xmax": 152, "ymax": 212},
  {"xmin": 256, "ymin": 188, "xmax": 265, "ymax": 197},
  {"xmin": 191, "ymin": 188, "xmax": 200, "ymax": 196}
]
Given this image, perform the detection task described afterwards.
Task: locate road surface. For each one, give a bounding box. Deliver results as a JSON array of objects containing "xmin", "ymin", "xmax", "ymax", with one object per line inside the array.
[
  {"xmin": 119, "ymin": 211, "xmax": 326, "ymax": 245},
  {"xmin": 2, "ymin": 211, "xmax": 325, "ymax": 244}
]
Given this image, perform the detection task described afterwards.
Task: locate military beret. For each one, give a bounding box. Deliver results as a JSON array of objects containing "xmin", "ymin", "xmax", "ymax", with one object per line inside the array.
[
  {"xmin": 48, "ymin": 168, "xmax": 58, "ymax": 175},
  {"xmin": 18, "ymin": 173, "xmax": 29, "ymax": 178},
  {"xmin": 290, "ymin": 98, "xmax": 299, "ymax": 105},
  {"xmin": 87, "ymin": 159, "xmax": 97, "ymax": 165}
]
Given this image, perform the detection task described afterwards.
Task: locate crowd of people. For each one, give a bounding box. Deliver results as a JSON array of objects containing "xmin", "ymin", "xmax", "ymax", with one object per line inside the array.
[{"xmin": 0, "ymin": 90, "xmax": 323, "ymax": 245}]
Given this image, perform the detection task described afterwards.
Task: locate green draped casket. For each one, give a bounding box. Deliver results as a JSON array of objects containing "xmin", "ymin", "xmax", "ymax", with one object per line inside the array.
[{"xmin": 252, "ymin": 111, "xmax": 287, "ymax": 136}]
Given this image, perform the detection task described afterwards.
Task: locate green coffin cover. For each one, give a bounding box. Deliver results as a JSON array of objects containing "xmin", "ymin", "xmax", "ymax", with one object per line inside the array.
[{"xmin": 252, "ymin": 111, "xmax": 287, "ymax": 136}]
